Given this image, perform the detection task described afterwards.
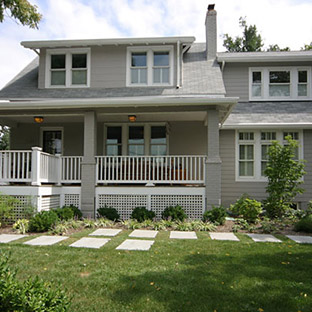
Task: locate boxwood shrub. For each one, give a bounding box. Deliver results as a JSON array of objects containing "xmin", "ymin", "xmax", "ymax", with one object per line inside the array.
[
  {"xmin": 202, "ymin": 205, "xmax": 226, "ymax": 225},
  {"xmin": 161, "ymin": 205, "xmax": 187, "ymax": 222},
  {"xmin": 294, "ymin": 214, "xmax": 312, "ymax": 233},
  {"xmin": 54, "ymin": 207, "xmax": 74, "ymax": 221},
  {"xmin": 97, "ymin": 207, "xmax": 120, "ymax": 221},
  {"xmin": 29, "ymin": 210, "xmax": 59, "ymax": 232},
  {"xmin": 131, "ymin": 207, "xmax": 155, "ymax": 222}
]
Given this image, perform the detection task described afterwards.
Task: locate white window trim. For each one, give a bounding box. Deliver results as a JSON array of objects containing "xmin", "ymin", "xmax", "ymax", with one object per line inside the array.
[
  {"xmin": 235, "ymin": 129, "xmax": 303, "ymax": 182},
  {"xmin": 103, "ymin": 123, "xmax": 169, "ymax": 156},
  {"xmin": 40, "ymin": 127, "xmax": 64, "ymax": 155},
  {"xmin": 126, "ymin": 46, "xmax": 174, "ymax": 87},
  {"xmin": 45, "ymin": 48, "xmax": 91, "ymax": 88},
  {"xmin": 249, "ymin": 67, "xmax": 311, "ymax": 101}
]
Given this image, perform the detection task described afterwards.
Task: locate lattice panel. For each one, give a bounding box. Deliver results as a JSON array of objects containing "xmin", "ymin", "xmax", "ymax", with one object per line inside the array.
[
  {"xmin": 98, "ymin": 194, "xmax": 148, "ymax": 220},
  {"xmin": 150, "ymin": 195, "xmax": 204, "ymax": 219},
  {"xmin": 0, "ymin": 195, "xmax": 33, "ymax": 222},
  {"xmin": 41, "ymin": 195, "xmax": 60, "ymax": 211},
  {"xmin": 64, "ymin": 194, "xmax": 80, "ymax": 209}
]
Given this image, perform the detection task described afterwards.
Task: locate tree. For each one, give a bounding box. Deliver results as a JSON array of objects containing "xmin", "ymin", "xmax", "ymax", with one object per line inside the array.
[
  {"xmin": 0, "ymin": 0, "xmax": 42, "ymax": 29},
  {"xmin": 0, "ymin": 126, "xmax": 10, "ymax": 150},
  {"xmin": 267, "ymin": 44, "xmax": 290, "ymax": 52},
  {"xmin": 223, "ymin": 17, "xmax": 263, "ymax": 52},
  {"xmin": 264, "ymin": 136, "xmax": 306, "ymax": 218},
  {"xmin": 302, "ymin": 42, "xmax": 312, "ymax": 50}
]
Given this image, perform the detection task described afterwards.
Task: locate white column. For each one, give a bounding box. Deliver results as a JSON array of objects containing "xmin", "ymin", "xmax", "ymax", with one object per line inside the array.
[
  {"xmin": 31, "ymin": 147, "xmax": 42, "ymax": 186},
  {"xmin": 81, "ymin": 111, "xmax": 97, "ymax": 218},
  {"xmin": 205, "ymin": 109, "xmax": 222, "ymax": 209}
]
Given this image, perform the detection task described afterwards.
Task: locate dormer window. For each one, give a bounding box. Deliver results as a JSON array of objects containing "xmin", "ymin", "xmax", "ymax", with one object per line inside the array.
[
  {"xmin": 249, "ymin": 67, "xmax": 311, "ymax": 100},
  {"xmin": 127, "ymin": 46, "xmax": 173, "ymax": 86},
  {"xmin": 46, "ymin": 48, "xmax": 90, "ymax": 88}
]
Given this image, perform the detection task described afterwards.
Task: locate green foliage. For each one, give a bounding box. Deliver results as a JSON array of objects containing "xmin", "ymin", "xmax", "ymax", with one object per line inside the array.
[
  {"xmin": 51, "ymin": 222, "xmax": 69, "ymax": 235},
  {"xmin": 223, "ymin": 17, "xmax": 263, "ymax": 52},
  {"xmin": 82, "ymin": 218, "xmax": 96, "ymax": 228},
  {"xmin": 0, "ymin": 0, "xmax": 42, "ymax": 29},
  {"xmin": 121, "ymin": 219, "xmax": 141, "ymax": 230},
  {"xmin": 13, "ymin": 219, "xmax": 29, "ymax": 234},
  {"xmin": 301, "ymin": 42, "xmax": 312, "ymax": 50},
  {"xmin": 66, "ymin": 205, "xmax": 82, "ymax": 219},
  {"xmin": 294, "ymin": 214, "xmax": 312, "ymax": 233},
  {"xmin": 29, "ymin": 210, "xmax": 59, "ymax": 232},
  {"xmin": 131, "ymin": 207, "xmax": 155, "ymax": 222},
  {"xmin": 202, "ymin": 206, "xmax": 226, "ymax": 225},
  {"xmin": 259, "ymin": 218, "xmax": 278, "ymax": 234},
  {"xmin": 0, "ymin": 194, "xmax": 20, "ymax": 225},
  {"xmin": 161, "ymin": 205, "xmax": 187, "ymax": 222},
  {"xmin": 0, "ymin": 253, "xmax": 70, "ymax": 311},
  {"xmin": 96, "ymin": 218, "xmax": 114, "ymax": 228},
  {"xmin": 97, "ymin": 206, "xmax": 120, "ymax": 221},
  {"xmin": 54, "ymin": 207, "xmax": 74, "ymax": 221},
  {"xmin": 0, "ymin": 126, "xmax": 10, "ymax": 150},
  {"xmin": 264, "ymin": 137, "xmax": 306, "ymax": 218},
  {"xmin": 175, "ymin": 220, "xmax": 216, "ymax": 232},
  {"xmin": 230, "ymin": 194, "xmax": 263, "ymax": 223},
  {"xmin": 266, "ymin": 44, "xmax": 290, "ymax": 52}
]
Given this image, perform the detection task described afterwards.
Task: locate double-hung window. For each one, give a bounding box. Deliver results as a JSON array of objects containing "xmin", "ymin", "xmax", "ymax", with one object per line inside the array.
[
  {"xmin": 150, "ymin": 126, "xmax": 167, "ymax": 156},
  {"xmin": 236, "ymin": 130, "xmax": 302, "ymax": 181},
  {"xmin": 127, "ymin": 46, "xmax": 173, "ymax": 86},
  {"xmin": 106, "ymin": 126, "xmax": 122, "ymax": 156},
  {"xmin": 46, "ymin": 48, "xmax": 90, "ymax": 88},
  {"xmin": 128, "ymin": 126, "xmax": 145, "ymax": 156},
  {"xmin": 249, "ymin": 67, "xmax": 311, "ymax": 100}
]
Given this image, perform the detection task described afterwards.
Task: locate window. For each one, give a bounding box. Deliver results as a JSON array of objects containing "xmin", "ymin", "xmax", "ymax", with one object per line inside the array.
[
  {"xmin": 46, "ymin": 48, "xmax": 90, "ymax": 88},
  {"xmin": 249, "ymin": 67, "xmax": 310, "ymax": 100},
  {"xmin": 236, "ymin": 130, "xmax": 302, "ymax": 181},
  {"xmin": 127, "ymin": 46, "xmax": 173, "ymax": 86},
  {"xmin": 106, "ymin": 126, "xmax": 122, "ymax": 156},
  {"xmin": 150, "ymin": 126, "xmax": 167, "ymax": 155},
  {"xmin": 42, "ymin": 129, "xmax": 63, "ymax": 155},
  {"xmin": 128, "ymin": 126, "xmax": 144, "ymax": 156}
]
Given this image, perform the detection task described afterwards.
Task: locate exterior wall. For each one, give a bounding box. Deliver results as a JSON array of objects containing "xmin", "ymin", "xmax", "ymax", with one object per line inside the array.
[
  {"xmin": 222, "ymin": 61, "xmax": 312, "ymax": 101},
  {"xmin": 220, "ymin": 129, "xmax": 312, "ymax": 209},
  {"xmin": 38, "ymin": 44, "xmax": 178, "ymax": 89}
]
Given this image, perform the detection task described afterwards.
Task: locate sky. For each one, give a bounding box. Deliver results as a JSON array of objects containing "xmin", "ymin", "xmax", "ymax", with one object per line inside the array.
[{"xmin": 0, "ymin": 0, "xmax": 312, "ymax": 89}]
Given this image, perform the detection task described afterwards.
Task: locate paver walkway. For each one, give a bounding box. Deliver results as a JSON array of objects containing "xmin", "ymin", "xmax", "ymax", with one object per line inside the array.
[
  {"xmin": 89, "ymin": 229, "xmax": 122, "ymax": 237},
  {"xmin": 247, "ymin": 234, "xmax": 282, "ymax": 243},
  {"xmin": 0, "ymin": 234, "xmax": 27, "ymax": 243},
  {"xmin": 129, "ymin": 230, "xmax": 158, "ymax": 238},
  {"xmin": 210, "ymin": 232, "xmax": 239, "ymax": 241},
  {"xmin": 70, "ymin": 237, "xmax": 110, "ymax": 249},
  {"xmin": 116, "ymin": 239, "xmax": 154, "ymax": 251},
  {"xmin": 24, "ymin": 235, "xmax": 68, "ymax": 246},
  {"xmin": 286, "ymin": 235, "xmax": 312, "ymax": 244},
  {"xmin": 170, "ymin": 231, "xmax": 197, "ymax": 239}
]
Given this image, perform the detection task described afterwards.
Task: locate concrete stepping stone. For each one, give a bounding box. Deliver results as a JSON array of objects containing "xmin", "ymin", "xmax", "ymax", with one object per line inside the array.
[
  {"xmin": 24, "ymin": 235, "xmax": 68, "ymax": 246},
  {"xmin": 210, "ymin": 232, "xmax": 240, "ymax": 241},
  {"xmin": 0, "ymin": 234, "xmax": 27, "ymax": 243},
  {"xmin": 286, "ymin": 235, "xmax": 312, "ymax": 244},
  {"xmin": 89, "ymin": 229, "xmax": 122, "ymax": 237},
  {"xmin": 116, "ymin": 239, "xmax": 154, "ymax": 251},
  {"xmin": 70, "ymin": 237, "xmax": 110, "ymax": 249},
  {"xmin": 170, "ymin": 231, "xmax": 197, "ymax": 240},
  {"xmin": 129, "ymin": 230, "xmax": 158, "ymax": 238},
  {"xmin": 247, "ymin": 233, "xmax": 282, "ymax": 243}
]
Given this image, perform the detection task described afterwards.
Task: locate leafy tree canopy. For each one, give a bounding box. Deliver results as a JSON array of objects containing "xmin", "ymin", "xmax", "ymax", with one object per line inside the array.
[
  {"xmin": 301, "ymin": 42, "xmax": 312, "ymax": 50},
  {"xmin": 267, "ymin": 44, "xmax": 290, "ymax": 52},
  {"xmin": 0, "ymin": 0, "xmax": 42, "ymax": 29},
  {"xmin": 0, "ymin": 126, "xmax": 10, "ymax": 150},
  {"xmin": 223, "ymin": 17, "xmax": 264, "ymax": 52}
]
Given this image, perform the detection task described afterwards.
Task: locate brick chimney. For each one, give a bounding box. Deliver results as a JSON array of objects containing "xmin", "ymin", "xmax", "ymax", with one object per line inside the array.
[{"xmin": 205, "ymin": 4, "xmax": 217, "ymax": 60}]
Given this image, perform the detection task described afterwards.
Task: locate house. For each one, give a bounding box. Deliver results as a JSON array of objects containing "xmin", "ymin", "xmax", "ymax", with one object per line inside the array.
[{"xmin": 0, "ymin": 5, "xmax": 311, "ymax": 219}]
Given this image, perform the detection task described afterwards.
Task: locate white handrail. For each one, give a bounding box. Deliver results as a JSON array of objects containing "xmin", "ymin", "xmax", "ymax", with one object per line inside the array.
[{"xmin": 61, "ymin": 156, "xmax": 82, "ymax": 183}]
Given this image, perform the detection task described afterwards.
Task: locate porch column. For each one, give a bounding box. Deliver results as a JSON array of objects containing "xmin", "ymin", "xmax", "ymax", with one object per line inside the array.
[
  {"xmin": 205, "ymin": 109, "xmax": 222, "ymax": 210},
  {"xmin": 81, "ymin": 111, "xmax": 97, "ymax": 218}
]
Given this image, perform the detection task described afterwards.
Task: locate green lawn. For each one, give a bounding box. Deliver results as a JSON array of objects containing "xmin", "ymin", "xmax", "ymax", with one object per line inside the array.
[{"xmin": 1, "ymin": 230, "xmax": 312, "ymax": 312}]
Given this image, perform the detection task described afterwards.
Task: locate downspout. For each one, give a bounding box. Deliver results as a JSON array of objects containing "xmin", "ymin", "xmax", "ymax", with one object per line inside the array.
[
  {"xmin": 221, "ymin": 60, "xmax": 225, "ymax": 72},
  {"xmin": 176, "ymin": 40, "xmax": 181, "ymax": 88}
]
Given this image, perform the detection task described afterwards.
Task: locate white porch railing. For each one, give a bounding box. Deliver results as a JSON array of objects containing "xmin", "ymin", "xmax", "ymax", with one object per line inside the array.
[
  {"xmin": 39, "ymin": 152, "xmax": 60, "ymax": 183},
  {"xmin": 96, "ymin": 156, "xmax": 206, "ymax": 184},
  {"xmin": 61, "ymin": 156, "xmax": 82, "ymax": 183},
  {"xmin": 0, "ymin": 151, "xmax": 32, "ymax": 182}
]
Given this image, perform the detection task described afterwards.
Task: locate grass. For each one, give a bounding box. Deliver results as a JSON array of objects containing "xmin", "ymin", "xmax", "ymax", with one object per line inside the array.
[{"xmin": 1, "ymin": 230, "xmax": 312, "ymax": 312}]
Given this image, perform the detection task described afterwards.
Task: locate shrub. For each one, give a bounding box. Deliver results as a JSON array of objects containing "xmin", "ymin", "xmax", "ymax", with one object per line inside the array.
[
  {"xmin": 131, "ymin": 207, "xmax": 155, "ymax": 222},
  {"xmin": 29, "ymin": 210, "xmax": 59, "ymax": 232},
  {"xmin": 230, "ymin": 194, "xmax": 262, "ymax": 223},
  {"xmin": 0, "ymin": 194, "xmax": 19, "ymax": 225},
  {"xmin": 97, "ymin": 206, "xmax": 120, "ymax": 221},
  {"xmin": 264, "ymin": 137, "xmax": 306, "ymax": 218},
  {"xmin": 202, "ymin": 206, "xmax": 226, "ymax": 225},
  {"xmin": 294, "ymin": 214, "xmax": 312, "ymax": 233},
  {"xmin": 13, "ymin": 219, "xmax": 29, "ymax": 234},
  {"xmin": 54, "ymin": 207, "xmax": 74, "ymax": 221},
  {"xmin": 0, "ymin": 253, "xmax": 70, "ymax": 311},
  {"xmin": 161, "ymin": 205, "xmax": 187, "ymax": 222},
  {"xmin": 66, "ymin": 205, "xmax": 82, "ymax": 219}
]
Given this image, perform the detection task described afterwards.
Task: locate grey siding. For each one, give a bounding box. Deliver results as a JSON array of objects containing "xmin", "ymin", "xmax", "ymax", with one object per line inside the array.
[
  {"xmin": 220, "ymin": 129, "xmax": 312, "ymax": 209},
  {"xmin": 222, "ymin": 61, "xmax": 312, "ymax": 102}
]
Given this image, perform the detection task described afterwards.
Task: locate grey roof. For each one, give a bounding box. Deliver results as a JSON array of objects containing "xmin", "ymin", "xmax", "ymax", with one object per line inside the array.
[
  {"xmin": 0, "ymin": 43, "xmax": 225, "ymax": 100},
  {"xmin": 223, "ymin": 102, "xmax": 312, "ymax": 127}
]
